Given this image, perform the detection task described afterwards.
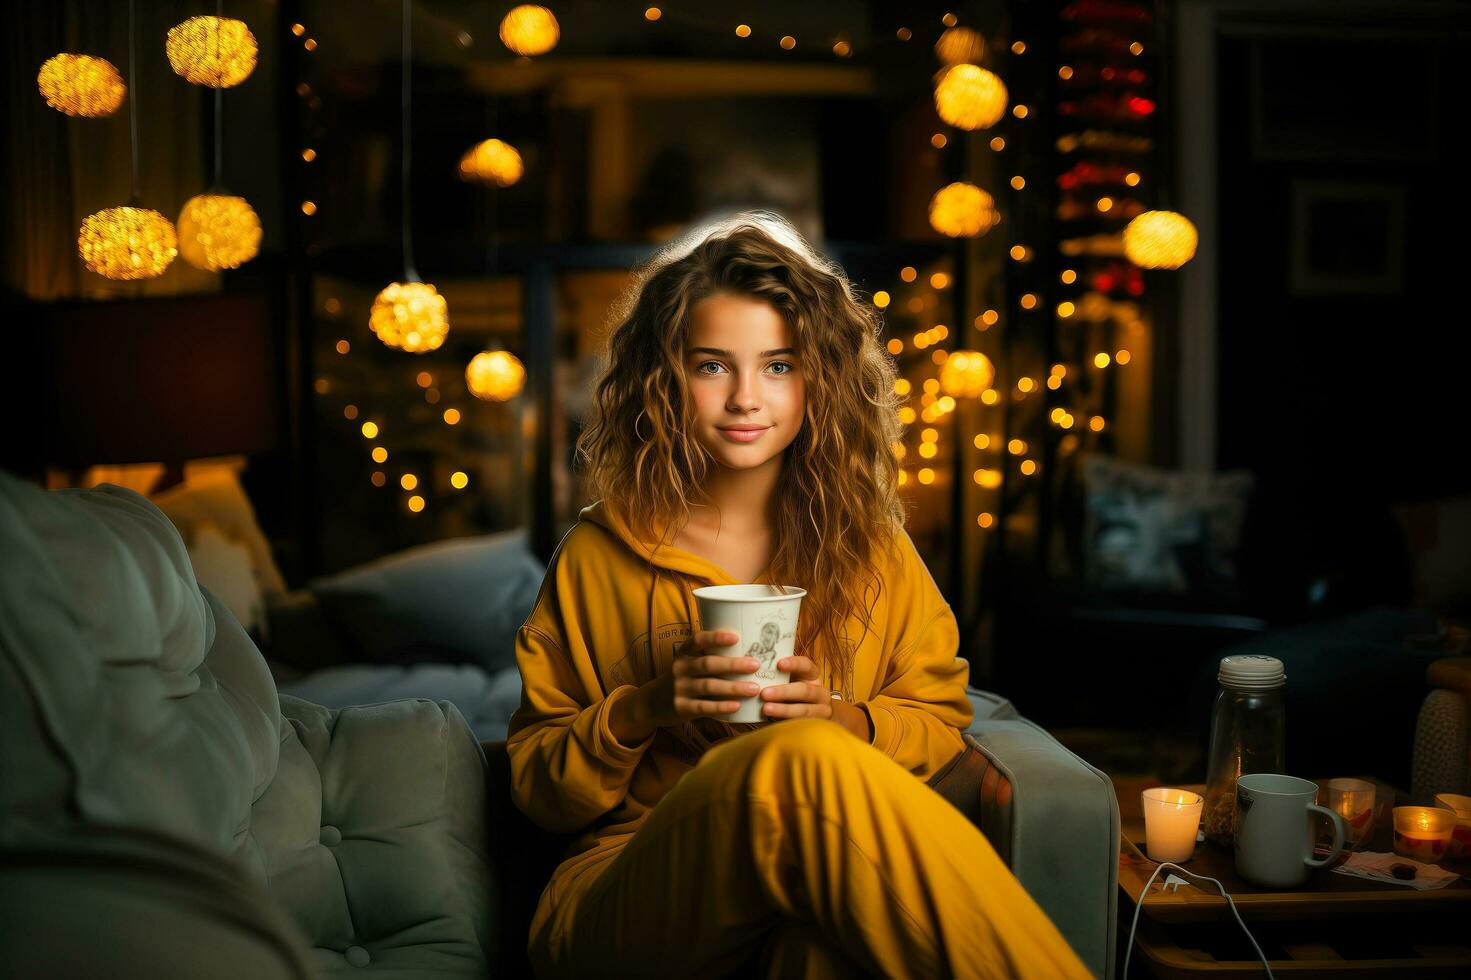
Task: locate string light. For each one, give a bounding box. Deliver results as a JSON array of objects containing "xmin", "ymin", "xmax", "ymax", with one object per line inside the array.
[
  {"xmin": 443, "ymin": 408, "xmax": 462, "ymax": 425},
  {"xmin": 990, "ymin": 136, "xmax": 1005, "ymax": 151},
  {"xmin": 934, "ymin": 26, "xmax": 984, "ymax": 65},
  {"xmin": 900, "ymin": 266, "xmax": 918, "ymax": 282},
  {"xmin": 977, "ymin": 513, "xmax": 994, "ymax": 528},
  {"xmin": 780, "ymin": 35, "xmax": 796, "ymax": 50},
  {"xmin": 459, "ymin": 139, "xmax": 524, "ymax": 186},
  {"xmin": 1095, "ymin": 352, "xmax": 1112, "ymax": 368},
  {"xmin": 372, "ymin": 446, "xmax": 389, "ymax": 463},
  {"xmin": 500, "ymin": 5, "xmax": 560, "ymax": 56},
  {"xmin": 873, "ymin": 290, "xmax": 891, "ymax": 309},
  {"xmin": 935, "ymin": 64, "xmax": 1008, "ymax": 130},
  {"xmin": 166, "ymin": 16, "xmax": 258, "ymax": 87},
  {"xmin": 177, "ymin": 194, "xmax": 261, "ymax": 270},
  {"xmin": 736, "ymin": 25, "xmax": 751, "ymax": 38},
  {"xmin": 931, "ymin": 132, "xmax": 948, "ymax": 149},
  {"xmin": 1061, "ymin": 269, "xmax": 1077, "ymax": 284},
  {"xmin": 1116, "ymin": 349, "xmax": 1132, "ymax": 364},
  {"xmin": 940, "ymin": 350, "xmax": 995, "ymax": 397},
  {"xmin": 407, "ymin": 495, "xmax": 426, "ymax": 513},
  {"xmin": 450, "ymin": 471, "xmax": 470, "ymax": 489},
  {"xmin": 929, "ymin": 182, "xmax": 999, "ymax": 238},
  {"xmin": 930, "ymin": 272, "xmax": 950, "ymax": 289},
  {"xmin": 37, "ymin": 54, "xmax": 126, "ymax": 116},
  {"xmin": 973, "ymin": 434, "xmax": 990, "ymax": 449},
  {"xmin": 466, "ymin": 350, "xmax": 527, "ymax": 401},
  {"xmin": 918, "ymin": 468, "xmax": 935, "ymax": 485},
  {"xmin": 1124, "ymin": 210, "xmax": 1199, "ymax": 268},
  {"xmin": 887, "ymin": 338, "xmax": 904, "ymax": 355},
  {"xmin": 1010, "ymin": 175, "xmax": 1025, "ymax": 190},
  {"xmin": 644, "ymin": 7, "xmax": 661, "ymax": 21},
  {"xmin": 1011, "ymin": 40, "xmax": 1026, "ymax": 54},
  {"xmin": 1020, "ymin": 293, "xmax": 1038, "ymax": 309},
  {"xmin": 1020, "ymin": 459, "xmax": 1037, "ymax": 475}
]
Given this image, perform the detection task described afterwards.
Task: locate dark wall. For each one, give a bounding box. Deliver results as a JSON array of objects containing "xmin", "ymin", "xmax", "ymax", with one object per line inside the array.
[{"xmin": 1215, "ymin": 29, "xmax": 1467, "ymax": 608}]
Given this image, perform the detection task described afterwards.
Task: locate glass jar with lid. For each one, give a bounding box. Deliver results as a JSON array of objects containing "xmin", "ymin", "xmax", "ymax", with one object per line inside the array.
[{"xmin": 1202, "ymin": 655, "xmax": 1286, "ymax": 847}]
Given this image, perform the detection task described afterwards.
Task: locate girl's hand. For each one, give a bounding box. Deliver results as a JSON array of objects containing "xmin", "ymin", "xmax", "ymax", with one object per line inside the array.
[
  {"xmin": 756, "ymin": 655, "xmax": 834, "ymax": 720},
  {"xmin": 633, "ymin": 630, "xmax": 762, "ymax": 731}
]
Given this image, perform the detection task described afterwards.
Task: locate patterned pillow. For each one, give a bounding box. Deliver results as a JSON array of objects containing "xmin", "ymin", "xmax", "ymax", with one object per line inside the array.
[{"xmin": 1081, "ymin": 455, "xmax": 1253, "ymax": 595}]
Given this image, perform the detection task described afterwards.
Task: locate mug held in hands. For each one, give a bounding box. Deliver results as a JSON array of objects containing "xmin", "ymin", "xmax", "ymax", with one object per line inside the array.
[{"xmin": 692, "ymin": 584, "xmax": 806, "ymax": 723}]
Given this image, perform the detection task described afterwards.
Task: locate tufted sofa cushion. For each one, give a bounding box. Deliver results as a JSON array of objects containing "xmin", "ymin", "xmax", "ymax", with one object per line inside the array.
[{"xmin": 0, "ymin": 474, "xmax": 494, "ymax": 977}]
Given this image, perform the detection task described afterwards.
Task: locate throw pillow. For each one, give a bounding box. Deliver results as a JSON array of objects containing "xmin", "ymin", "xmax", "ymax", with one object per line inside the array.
[
  {"xmin": 1082, "ymin": 455, "xmax": 1253, "ymax": 596},
  {"xmin": 308, "ymin": 530, "xmax": 545, "ymax": 675}
]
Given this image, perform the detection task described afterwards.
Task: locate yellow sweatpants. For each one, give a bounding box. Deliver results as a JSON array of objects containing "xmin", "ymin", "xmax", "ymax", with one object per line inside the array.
[{"xmin": 528, "ymin": 718, "xmax": 1093, "ymax": 979}]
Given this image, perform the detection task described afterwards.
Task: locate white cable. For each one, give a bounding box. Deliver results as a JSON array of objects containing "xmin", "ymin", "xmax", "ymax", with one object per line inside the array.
[{"xmin": 1121, "ymin": 861, "xmax": 1274, "ymax": 979}]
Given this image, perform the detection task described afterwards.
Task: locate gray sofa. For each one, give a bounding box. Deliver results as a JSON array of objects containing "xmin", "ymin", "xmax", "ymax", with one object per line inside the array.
[{"xmin": 0, "ymin": 474, "xmax": 1118, "ymax": 978}]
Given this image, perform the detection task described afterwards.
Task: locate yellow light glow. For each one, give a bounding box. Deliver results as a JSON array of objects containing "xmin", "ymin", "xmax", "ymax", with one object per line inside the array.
[
  {"xmin": 931, "ymin": 272, "xmax": 950, "ymax": 289},
  {"xmin": 981, "ymin": 309, "xmax": 999, "ymax": 326},
  {"xmin": 1008, "ymin": 438, "xmax": 1026, "ymax": 455},
  {"xmin": 313, "ymin": 378, "xmax": 329, "ymax": 395},
  {"xmin": 1017, "ymin": 377, "xmax": 1035, "ymax": 394},
  {"xmin": 893, "ymin": 442, "xmax": 907, "ymax": 459},
  {"xmin": 914, "ymin": 333, "xmax": 929, "ymax": 349},
  {"xmin": 166, "ymin": 17, "xmax": 258, "ymax": 87},
  {"xmin": 899, "ymin": 406, "xmax": 917, "ymax": 424},
  {"xmin": 897, "ymin": 28, "xmax": 913, "ymax": 41},
  {"xmin": 900, "ymin": 266, "xmax": 918, "ymax": 282},
  {"xmin": 176, "ymin": 194, "xmax": 261, "ymax": 271},
  {"xmin": 466, "ymin": 349, "xmax": 527, "ymax": 401},
  {"xmin": 1012, "ymin": 104, "xmax": 1029, "ymax": 119},
  {"xmin": 938, "ymin": 395, "xmax": 956, "ymax": 412},
  {"xmin": 1125, "ymin": 171, "xmax": 1141, "ymax": 186},
  {"xmin": 304, "ymin": 38, "xmax": 317, "ymax": 52},
  {"xmin": 780, "ymin": 35, "xmax": 796, "ymax": 50},
  {"xmin": 918, "ymin": 468, "xmax": 935, "ymax": 485},
  {"xmin": 400, "ymin": 473, "xmax": 418, "ymax": 490},
  {"xmin": 894, "ymin": 378, "xmax": 911, "ymax": 396},
  {"xmin": 1059, "ymin": 66, "xmax": 1074, "ymax": 80},
  {"xmin": 425, "ymin": 389, "xmax": 440, "ymax": 405},
  {"xmin": 920, "ymin": 393, "xmax": 936, "ymax": 407},
  {"xmin": 934, "ymin": 64, "xmax": 1008, "ymax": 130},
  {"xmin": 990, "ymin": 136, "xmax": 1005, "ymax": 151},
  {"xmin": 1011, "ymin": 40, "xmax": 1026, "ymax": 54},
  {"xmin": 932, "ymin": 349, "xmax": 948, "ymax": 365},
  {"xmin": 921, "ymin": 427, "xmax": 939, "ymax": 443},
  {"xmin": 361, "ymin": 422, "xmax": 379, "ymax": 439},
  {"xmin": 37, "ymin": 54, "xmax": 126, "ymax": 116},
  {"xmin": 325, "ymin": 298, "xmax": 341, "ymax": 314},
  {"xmin": 918, "ymin": 442, "xmax": 937, "ymax": 458},
  {"xmin": 974, "ymin": 468, "xmax": 1002, "ymax": 488},
  {"xmin": 942, "ymin": 12, "xmax": 958, "ymax": 27},
  {"xmin": 1052, "ymin": 363, "xmax": 1067, "ymax": 377},
  {"xmin": 1095, "ymin": 352, "xmax": 1112, "ymax": 368},
  {"xmin": 1051, "ymin": 408, "xmax": 1066, "ymax": 423},
  {"xmin": 1057, "ymin": 301, "xmax": 1075, "ymax": 318},
  {"xmin": 834, "ymin": 40, "xmax": 852, "ymax": 58},
  {"xmin": 1061, "ymin": 269, "xmax": 1077, "ymax": 284},
  {"xmin": 1060, "ymin": 414, "xmax": 1074, "ymax": 429},
  {"xmin": 931, "ymin": 132, "xmax": 948, "ymax": 149},
  {"xmin": 923, "ymin": 379, "xmax": 941, "ymax": 394},
  {"xmin": 1097, "ymin": 196, "xmax": 1114, "ymax": 213},
  {"xmin": 1020, "ymin": 459, "xmax": 1037, "ymax": 475},
  {"xmin": 1130, "ymin": 41, "xmax": 1144, "ymax": 55},
  {"xmin": 981, "ymin": 389, "xmax": 999, "ymax": 405},
  {"xmin": 887, "ymin": 338, "xmax": 903, "ymax": 355},
  {"xmin": 736, "ymin": 24, "xmax": 751, "ymax": 38},
  {"xmin": 371, "ymin": 471, "xmax": 386, "ymax": 487},
  {"xmin": 973, "ymin": 434, "xmax": 990, "ymax": 449},
  {"xmin": 1124, "ymin": 210, "xmax": 1199, "ymax": 269},
  {"xmin": 344, "ymin": 404, "xmax": 358, "ymax": 419},
  {"xmin": 302, "ymin": 148, "xmax": 317, "ymax": 162},
  {"xmin": 928, "ymin": 182, "xmax": 999, "ymax": 238},
  {"xmin": 371, "ymin": 446, "xmax": 388, "ymax": 463},
  {"xmin": 301, "ymin": 200, "xmax": 317, "ymax": 215},
  {"xmin": 451, "ymin": 471, "xmax": 469, "ymax": 489},
  {"xmin": 336, "ymin": 340, "xmax": 350, "ymax": 355},
  {"xmin": 500, "ymin": 5, "xmax": 560, "ymax": 55},
  {"xmin": 977, "ymin": 512, "xmax": 994, "ymax": 528},
  {"xmin": 934, "ymin": 26, "xmax": 984, "ymax": 65},
  {"xmin": 443, "ymin": 408, "xmax": 462, "ymax": 425},
  {"xmin": 1010, "ymin": 176, "xmax": 1026, "ymax": 190},
  {"xmin": 1116, "ymin": 349, "xmax": 1132, "ymax": 364},
  {"xmin": 644, "ymin": 7, "xmax": 662, "ymax": 21},
  {"xmin": 407, "ymin": 495, "xmax": 425, "ymax": 513},
  {"xmin": 78, "ymin": 207, "xmax": 177, "ymax": 280},
  {"xmin": 873, "ymin": 290, "xmax": 891, "ymax": 308},
  {"xmin": 898, "ymin": 469, "xmax": 909, "ymax": 486},
  {"xmin": 1047, "ymin": 375, "xmax": 1061, "ymax": 390},
  {"xmin": 291, "ymin": 24, "xmax": 306, "ymax": 36},
  {"xmin": 1090, "ymin": 416, "xmax": 1106, "ymax": 431},
  {"xmin": 1020, "ymin": 293, "xmax": 1038, "ymax": 309},
  {"xmin": 458, "ymin": 139, "xmax": 524, "ymax": 187},
  {"xmin": 371, "ymin": 281, "xmax": 450, "ymax": 353}
]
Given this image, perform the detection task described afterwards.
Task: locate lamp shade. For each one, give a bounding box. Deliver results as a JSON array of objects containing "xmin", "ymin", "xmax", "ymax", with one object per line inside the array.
[
  {"xmin": 22, "ymin": 294, "xmax": 279, "ymax": 466},
  {"xmin": 177, "ymin": 194, "xmax": 262, "ymax": 270},
  {"xmin": 78, "ymin": 207, "xmax": 178, "ymax": 280}
]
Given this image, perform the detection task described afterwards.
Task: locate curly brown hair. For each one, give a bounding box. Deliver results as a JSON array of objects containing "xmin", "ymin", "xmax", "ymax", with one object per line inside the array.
[{"xmin": 575, "ymin": 211, "xmax": 907, "ymax": 684}]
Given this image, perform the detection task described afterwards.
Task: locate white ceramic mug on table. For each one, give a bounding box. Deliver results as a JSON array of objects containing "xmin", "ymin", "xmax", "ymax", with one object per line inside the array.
[{"xmin": 1234, "ymin": 773, "xmax": 1347, "ymax": 888}]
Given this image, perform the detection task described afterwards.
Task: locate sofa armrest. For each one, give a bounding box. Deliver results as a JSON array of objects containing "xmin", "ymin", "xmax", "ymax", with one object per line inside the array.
[{"xmin": 961, "ymin": 720, "xmax": 1120, "ymax": 980}]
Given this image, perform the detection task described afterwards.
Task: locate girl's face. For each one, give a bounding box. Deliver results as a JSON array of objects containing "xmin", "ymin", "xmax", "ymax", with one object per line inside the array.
[{"xmin": 683, "ymin": 291, "xmax": 805, "ymax": 471}]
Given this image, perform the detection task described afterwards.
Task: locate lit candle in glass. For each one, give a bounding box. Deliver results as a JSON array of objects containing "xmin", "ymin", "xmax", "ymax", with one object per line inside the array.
[
  {"xmin": 1434, "ymin": 793, "xmax": 1471, "ymax": 859},
  {"xmin": 1392, "ymin": 806, "xmax": 1455, "ymax": 862},
  {"xmin": 1141, "ymin": 788, "xmax": 1203, "ymax": 863},
  {"xmin": 1326, "ymin": 778, "xmax": 1376, "ymax": 850}
]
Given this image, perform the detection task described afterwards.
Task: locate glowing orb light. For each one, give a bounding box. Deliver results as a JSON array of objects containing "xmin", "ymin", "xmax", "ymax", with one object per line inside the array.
[{"xmin": 37, "ymin": 54, "xmax": 125, "ymax": 116}]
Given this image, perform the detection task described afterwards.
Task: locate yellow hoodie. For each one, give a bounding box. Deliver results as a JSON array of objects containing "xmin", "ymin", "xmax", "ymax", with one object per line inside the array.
[{"xmin": 507, "ymin": 498, "xmax": 973, "ymax": 882}]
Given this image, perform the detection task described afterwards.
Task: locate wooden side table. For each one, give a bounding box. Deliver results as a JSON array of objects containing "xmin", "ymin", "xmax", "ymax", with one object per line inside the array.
[{"xmin": 1114, "ymin": 776, "xmax": 1471, "ymax": 977}]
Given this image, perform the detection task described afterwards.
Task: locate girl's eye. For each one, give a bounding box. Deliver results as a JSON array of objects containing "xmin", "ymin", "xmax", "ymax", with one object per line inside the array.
[{"xmin": 695, "ymin": 361, "xmax": 795, "ymax": 376}]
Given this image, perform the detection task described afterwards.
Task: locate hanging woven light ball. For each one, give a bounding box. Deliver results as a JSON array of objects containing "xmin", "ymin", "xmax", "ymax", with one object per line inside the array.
[
  {"xmin": 928, "ymin": 182, "xmax": 999, "ymax": 238},
  {"xmin": 934, "ymin": 27, "xmax": 985, "ymax": 65},
  {"xmin": 78, "ymin": 206, "xmax": 178, "ymax": 280},
  {"xmin": 1123, "ymin": 210, "xmax": 1198, "ymax": 269},
  {"xmin": 370, "ymin": 281, "xmax": 450, "ymax": 353},
  {"xmin": 37, "ymin": 54, "xmax": 126, "ymax": 116},
  {"xmin": 166, "ymin": 16, "xmax": 258, "ymax": 87},
  {"xmin": 934, "ymin": 64, "xmax": 1008, "ymax": 130},
  {"xmin": 499, "ymin": 5, "xmax": 560, "ymax": 56},
  {"xmin": 939, "ymin": 350, "xmax": 996, "ymax": 398},
  {"xmin": 177, "ymin": 193, "xmax": 262, "ymax": 270},
  {"xmin": 458, "ymin": 139, "xmax": 524, "ymax": 187},
  {"xmin": 466, "ymin": 350, "xmax": 526, "ymax": 401}
]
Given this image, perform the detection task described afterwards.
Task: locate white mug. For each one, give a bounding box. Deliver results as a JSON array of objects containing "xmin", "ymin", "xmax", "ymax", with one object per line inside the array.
[
  {"xmin": 1234, "ymin": 773, "xmax": 1347, "ymax": 888},
  {"xmin": 692, "ymin": 584, "xmax": 806, "ymax": 723}
]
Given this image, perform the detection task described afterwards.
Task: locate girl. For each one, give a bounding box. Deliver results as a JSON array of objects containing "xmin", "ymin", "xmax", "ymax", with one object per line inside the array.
[{"xmin": 507, "ymin": 212, "xmax": 1090, "ymax": 979}]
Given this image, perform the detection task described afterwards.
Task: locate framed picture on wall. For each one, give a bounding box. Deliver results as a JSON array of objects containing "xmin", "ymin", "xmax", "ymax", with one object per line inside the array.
[{"xmin": 1289, "ymin": 180, "xmax": 1405, "ymax": 296}]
